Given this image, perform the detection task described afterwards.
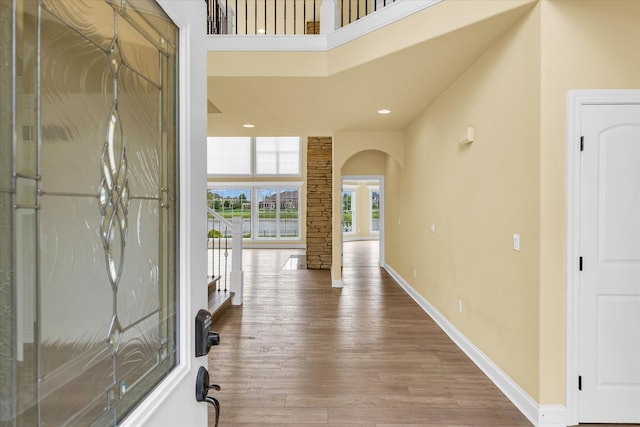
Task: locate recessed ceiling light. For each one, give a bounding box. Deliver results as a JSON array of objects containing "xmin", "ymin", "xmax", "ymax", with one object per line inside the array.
[
  {"xmin": 243, "ymin": 123, "xmax": 255, "ymax": 128},
  {"xmin": 258, "ymin": 28, "xmax": 265, "ymax": 34},
  {"xmin": 377, "ymin": 109, "xmax": 391, "ymax": 115}
]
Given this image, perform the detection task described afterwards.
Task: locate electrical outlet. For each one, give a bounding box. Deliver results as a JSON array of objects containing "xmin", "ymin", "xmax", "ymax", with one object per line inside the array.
[
  {"xmin": 513, "ymin": 234, "xmax": 520, "ymax": 251},
  {"xmin": 458, "ymin": 300, "xmax": 462, "ymax": 313}
]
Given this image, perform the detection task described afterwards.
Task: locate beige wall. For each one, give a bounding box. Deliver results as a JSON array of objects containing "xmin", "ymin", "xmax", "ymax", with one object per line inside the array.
[
  {"xmin": 385, "ymin": 6, "xmax": 542, "ymax": 399},
  {"xmin": 384, "ymin": 0, "xmax": 640, "ymax": 405},
  {"xmin": 538, "ymin": 0, "xmax": 640, "ymax": 404},
  {"xmin": 342, "ymin": 149, "xmax": 386, "ymax": 176}
]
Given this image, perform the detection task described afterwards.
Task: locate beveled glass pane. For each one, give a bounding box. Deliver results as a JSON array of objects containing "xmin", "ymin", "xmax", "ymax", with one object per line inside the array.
[
  {"xmin": 117, "ymin": 15, "xmax": 160, "ymax": 86},
  {"xmin": 15, "ymin": 177, "xmax": 37, "ymax": 206},
  {"xmin": 0, "ymin": 0, "xmax": 12, "ymax": 189},
  {"xmin": 0, "ymin": 193, "xmax": 14, "ymax": 421},
  {"xmin": 40, "ymin": 8, "xmax": 113, "ymax": 195},
  {"xmin": 117, "ymin": 199, "xmax": 160, "ymax": 328},
  {"xmin": 117, "ymin": 313, "xmax": 161, "ymax": 394},
  {"xmin": 39, "ymin": 194, "xmax": 114, "ymax": 425},
  {"xmin": 39, "ymin": 195, "xmax": 113, "ymax": 373},
  {"xmin": 122, "ymin": 0, "xmax": 177, "ymax": 49},
  {"xmin": 118, "ymin": 66, "xmax": 161, "ymax": 197},
  {"xmin": 94, "ymin": 313, "xmax": 173, "ymax": 426},
  {"xmin": 16, "ymin": 209, "xmax": 38, "ymax": 421},
  {"xmin": 16, "ymin": 97, "xmax": 38, "ymax": 178},
  {"xmin": 41, "ymin": 0, "xmax": 115, "ymax": 51}
]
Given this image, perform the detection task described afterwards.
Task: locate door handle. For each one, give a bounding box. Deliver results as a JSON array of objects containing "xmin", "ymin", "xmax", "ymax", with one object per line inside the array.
[{"xmin": 195, "ymin": 366, "xmax": 221, "ymax": 427}]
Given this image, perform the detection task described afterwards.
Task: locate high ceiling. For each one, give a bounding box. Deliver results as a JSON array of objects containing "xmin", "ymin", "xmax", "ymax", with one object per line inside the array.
[{"xmin": 206, "ymin": 2, "xmax": 535, "ymax": 137}]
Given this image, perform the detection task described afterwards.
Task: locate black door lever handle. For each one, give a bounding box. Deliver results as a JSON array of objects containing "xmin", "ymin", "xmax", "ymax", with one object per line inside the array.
[{"xmin": 195, "ymin": 366, "xmax": 221, "ymax": 427}]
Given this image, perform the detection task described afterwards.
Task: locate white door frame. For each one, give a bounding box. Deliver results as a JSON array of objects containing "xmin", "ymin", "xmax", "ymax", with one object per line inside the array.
[
  {"xmin": 341, "ymin": 175, "xmax": 385, "ymax": 267},
  {"xmin": 120, "ymin": 2, "xmax": 208, "ymax": 426},
  {"xmin": 566, "ymin": 89, "xmax": 640, "ymax": 426}
]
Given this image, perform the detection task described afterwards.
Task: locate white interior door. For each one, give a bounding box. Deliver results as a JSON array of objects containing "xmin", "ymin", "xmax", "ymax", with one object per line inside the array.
[{"xmin": 578, "ymin": 103, "xmax": 640, "ymax": 423}]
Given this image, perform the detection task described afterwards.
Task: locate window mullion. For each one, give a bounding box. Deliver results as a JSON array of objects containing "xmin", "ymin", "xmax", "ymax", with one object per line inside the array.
[
  {"xmin": 251, "ymin": 186, "xmax": 257, "ymax": 240},
  {"xmin": 275, "ymin": 187, "xmax": 280, "ymax": 238}
]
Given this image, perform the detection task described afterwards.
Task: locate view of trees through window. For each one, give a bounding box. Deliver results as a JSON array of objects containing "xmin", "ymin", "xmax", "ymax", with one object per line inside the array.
[
  {"xmin": 207, "ymin": 135, "xmax": 302, "ymax": 242},
  {"xmin": 371, "ymin": 189, "xmax": 380, "ymax": 232},
  {"xmin": 342, "ymin": 190, "xmax": 354, "ymax": 233},
  {"xmin": 208, "ymin": 186, "xmax": 300, "ymax": 240}
]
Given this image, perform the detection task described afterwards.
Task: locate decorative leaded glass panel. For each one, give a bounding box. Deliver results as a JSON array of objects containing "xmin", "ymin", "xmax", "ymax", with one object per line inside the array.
[
  {"xmin": 117, "ymin": 66, "xmax": 162, "ymax": 198},
  {"xmin": 40, "ymin": 7, "xmax": 113, "ymax": 195},
  {"xmin": 0, "ymin": 1, "xmax": 179, "ymax": 425},
  {"xmin": 117, "ymin": 199, "xmax": 161, "ymax": 328}
]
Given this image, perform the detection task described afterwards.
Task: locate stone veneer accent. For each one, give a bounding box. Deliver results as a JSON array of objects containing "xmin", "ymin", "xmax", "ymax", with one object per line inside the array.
[{"xmin": 306, "ymin": 137, "xmax": 332, "ymax": 269}]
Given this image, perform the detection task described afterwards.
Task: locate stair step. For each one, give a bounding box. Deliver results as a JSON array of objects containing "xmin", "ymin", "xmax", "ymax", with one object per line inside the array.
[
  {"xmin": 208, "ymin": 290, "xmax": 234, "ymax": 324},
  {"xmin": 208, "ymin": 275, "xmax": 222, "ymax": 292}
]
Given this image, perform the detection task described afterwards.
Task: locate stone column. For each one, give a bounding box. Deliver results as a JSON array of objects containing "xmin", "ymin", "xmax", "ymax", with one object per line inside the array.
[{"xmin": 306, "ymin": 137, "xmax": 332, "ymax": 270}]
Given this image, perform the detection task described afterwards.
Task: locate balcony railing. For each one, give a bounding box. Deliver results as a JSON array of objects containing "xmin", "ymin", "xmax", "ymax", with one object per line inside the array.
[
  {"xmin": 207, "ymin": 207, "xmax": 244, "ymax": 305},
  {"xmin": 206, "ymin": 0, "xmax": 399, "ymax": 35}
]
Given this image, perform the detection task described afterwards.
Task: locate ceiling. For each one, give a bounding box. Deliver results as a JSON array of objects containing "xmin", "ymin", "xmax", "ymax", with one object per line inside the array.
[{"xmin": 206, "ymin": 4, "xmax": 534, "ymax": 137}]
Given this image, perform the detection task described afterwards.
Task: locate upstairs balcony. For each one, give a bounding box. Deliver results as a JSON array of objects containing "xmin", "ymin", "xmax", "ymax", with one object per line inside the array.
[
  {"xmin": 205, "ymin": 0, "xmax": 443, "ymax": 51},
  {"xmin": 206, "ymin": 0, "xmax": 406, "ymax": 35}
]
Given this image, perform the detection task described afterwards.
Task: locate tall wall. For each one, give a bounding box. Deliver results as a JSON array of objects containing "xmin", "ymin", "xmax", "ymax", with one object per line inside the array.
[
  {"xmin": 385, "ymin": 6, "xmax": 542, "ymax": 399},
  {"xmin": 306, "ymin": 136, "xmax": 332, "ymax": 269},
  {"xmin": 537, "ymin": 0, "xmax": 640, "ymax": 404}
]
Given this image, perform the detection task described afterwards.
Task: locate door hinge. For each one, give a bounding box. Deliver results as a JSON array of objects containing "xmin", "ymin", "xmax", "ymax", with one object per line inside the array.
[
  {"xmin": 579, "ymin": 256, "xmax": 583, "ymax": 271},
  {"xmin": 580, "ymin": 136, "xmax": 584, "ymax": 151},
  {"xmin": 578, "ymin": 375, "xmax": 582, "ymax": 391}
]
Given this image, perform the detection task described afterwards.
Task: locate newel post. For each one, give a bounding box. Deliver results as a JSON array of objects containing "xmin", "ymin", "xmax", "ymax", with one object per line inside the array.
[
  {"xmin": 320, "ymin": 0, "xmax": 340, "ymax": 34},
  {"xmin": 230, "ymin": 216, "xmax": 243, "ymax": 305}
]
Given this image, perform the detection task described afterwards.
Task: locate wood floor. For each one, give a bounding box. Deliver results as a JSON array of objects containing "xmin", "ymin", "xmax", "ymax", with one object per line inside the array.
[{"xmin": 209, "ymin": 241, "xmax": 621, "ymax": 427}]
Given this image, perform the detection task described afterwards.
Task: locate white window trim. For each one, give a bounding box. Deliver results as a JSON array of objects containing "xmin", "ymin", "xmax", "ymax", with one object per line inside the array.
[
  {"xmin": 342, "ymin": 186, "xmax": 356, "ymax": 235},
  {"xmin": 367, "ymin": 185, "xmax": 380, "ymax": 235},
  {"xmin": 207, "ymin": 136, "xmax": 302, "ymax": 178},
  {"xmin": 208, "ymin": 182, "xmax": 303, "ymax": 242}
]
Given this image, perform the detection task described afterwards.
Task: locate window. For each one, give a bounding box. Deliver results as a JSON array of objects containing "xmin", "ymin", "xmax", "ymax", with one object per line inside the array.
[
  {"xmin": 255, "ymin": 137, "xmax": 300, "ymax": 175},
  {"xmin": 207, "ymin": 137, "xmax": 252, "ymax": 175},
  {"xmin": 208, "ymin": 188, "xmax": 252, "ymax": 238},
  {"xmin": 370, "ymin": 187, "xmax": 380, "ymax": 233},
  {"xmin": 207, "ymin": 136, "xmax": 300, "ymax": 177},
  {"xmin": 208, "ymin": 185, "xmax": 301, "ymax": 241},
  {"xmin": 342, "ymin": 189, "xmax": 355, "ymax": 233}
]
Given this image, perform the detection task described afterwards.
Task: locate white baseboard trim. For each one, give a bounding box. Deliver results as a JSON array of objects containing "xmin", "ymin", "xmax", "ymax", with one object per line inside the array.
[
  {"xmin": 382, "ymin": 263, "xmax": 568, "ymax": 427},
  {"xmin": 538, "ymin": 405, "xmax": 569, "ymax": 427},
  {"xmin": 331, "ymin": 266, "xmax": 344, "ymax": 288}
]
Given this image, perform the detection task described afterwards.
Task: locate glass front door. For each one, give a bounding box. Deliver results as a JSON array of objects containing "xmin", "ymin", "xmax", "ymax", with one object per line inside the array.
[{"xmin": 0, "ymin": 1, "xmax": 179, "ymax": 425}]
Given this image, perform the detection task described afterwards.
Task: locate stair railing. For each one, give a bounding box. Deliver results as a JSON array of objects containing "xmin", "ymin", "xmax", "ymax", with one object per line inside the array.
[
  {"xmin": 207, "ymin": 207, "xmax": 244, "ymax": 305},
  {"xmin": 204, "ymin": 0, "xmax": 399, "ymax": 35}
]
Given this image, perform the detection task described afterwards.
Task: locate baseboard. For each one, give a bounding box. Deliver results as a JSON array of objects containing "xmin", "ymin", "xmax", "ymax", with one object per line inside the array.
[
  {"xmin": 538, "ymin": 405, "xmax": 568, "ymax": 427},
  {"xmin": 382, "ymin": 263, "xmax": 568, "ymax": 427},
  {"xmin": 331, "ymin": 266, "xmax": 344, "ymax": 288}
]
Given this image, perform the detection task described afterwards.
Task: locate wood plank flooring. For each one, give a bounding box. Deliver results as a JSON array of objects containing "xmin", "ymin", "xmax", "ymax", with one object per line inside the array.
[{"xmin": 207, "ymin": 241, "xmax": 532, "ymax": 426}]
